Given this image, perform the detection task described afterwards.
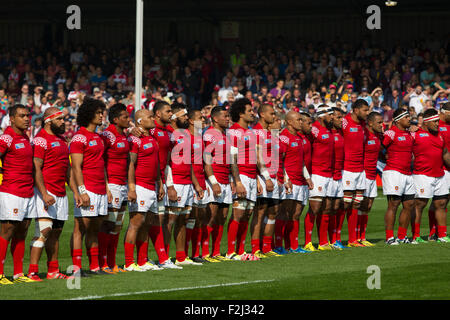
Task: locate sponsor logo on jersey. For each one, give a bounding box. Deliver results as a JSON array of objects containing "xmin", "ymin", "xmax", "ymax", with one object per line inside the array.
[
  {"xmin": 218, "ymin": 140, "xmax": 225, "ymax": 145},
  {"xmin": 367, "ymin": 140, "xmax": 376, "ymax": 145},
  {"xmin": 265, "ymin": 138, "xmax": 271, "ymax": 144},
  {"xmin": 440, "ymin": 127, "xmax": 447, "ymax": 132},
  {"xmin": 89, "ymin": 140, "xmax": 97, "ymax": 146},
  {"xmin": 243, "ymin": 136, "xmax": 249, "ymax": 141},
  {"xmin": 303, "ymin": 139, "xmax": 307, "ymax": 144},
  {"xmin": 349, "ymin": 127, "xmax": 358, "ymax": 132},
  {"xmin": 419, "ymin": 133, "xmax": 429, "ymax": 137},
  {"xmin": 158, "ymin": 131, "xmax": 164, "ymax": 136},
  {"xmin": 321, "ymin": 134, "xmax": 329, "ymax": 139},
  {"xmin": 334, "ymin": 136, "xmax": 339, "ymax": 141},
  {"xmin": 193, "ymin": 143, "xmax": 200, "ymax": 149},
  {"xmin": 51, "ymin": 141, "xmax": 60, "ymax": 148},
  {"xmin": 116, "ymin": 142, "xmax": 125, "ymax": 148},
  {"xmin": 14, "ymin": 143, "xmax": 25, "ymax": 149},
  {"xmin": 397, "ymin": 136, "xmax": 406, "ymax": 141},
  {"xmin": 143, "ymin": 143, "xmax": 153, "ymax": 150},
  {"xmin": 177, "ymin": 138, "xmax": 184, "ymax": 144},
  {"xmin": 291, "ymin": 142, "xmax": 298, "ymax": 147}
]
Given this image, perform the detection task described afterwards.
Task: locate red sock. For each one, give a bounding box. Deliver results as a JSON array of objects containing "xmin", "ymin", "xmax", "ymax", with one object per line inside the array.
[
  {"xmin": 185, "ymin": 226, "xmax": 194, "ymax": 256},
  {"xmin": 201, "ymin": 225, "xmax": 211, "ymax": 256},
  {"xmin": 237, "ymin": 221, "xmax": 249, "ymax": 255},
  {"xmin": 47, "ymin": 260, "xmax": 59, "ymax": 274},
  {"xmin": 251, "ymin": 239, "xmax": 260, "ymax": 254},
  {"xmin": 176, "ymin": 250, "xmax": 186, "ymax": 262},
  {"xmin": 0, "ymin": 236, "xmax": 9, "ymax": 275},
  {"xmin": 274, "ymin": 219, "xmax": 286, "ymax": 248},
  {"xmin": 356, "ymin": 214, "xmax": 362, "ymax": 240},
  {"xmin": 315, "ymin": 214, "xmax": 322, "ymax": 243},
  {"xmin": 71, "ymin": 248, "xmax": 83, "ymax": 270},
  {"xmin": 191, "ymin": 227, "xmax": 200, "ymax": 258},
  {"xmin": 386, "ymin": 229, "xmax": 394, "ymax": 241},
  {"xmin": 413, "ymin": 222, "xmax": 421, "ymax": 239},
  {"xmin": 397, "ymin": 227, "xmax": 407, "ymax": 240},
  {"xmin": 428, "ymin": 210, "xmax": 437, "ymax": 236},
  {"xmin": 284, "ymin": 220, "xmax": 293, "ymax": 250},
  {"xmin": 87, "ymin": 247, "xmax": 99, "ymax": 271},
  {"xmin": 347, "ymin": 208, "xmax": 358, "ymax": 243},
  {"xmin": 328, "ymin": 214, "xmax": 337, "ymax": 244},
  {"xmin": 227, "ymin": 220, "xmax": 239, "ymax": 255},
  {"xmin": 97, "ymin": 231, "xmax": 109, "ymax": 269},
  {"xmin": 304, "ymin": 211, "xmax": 315, "ymax": 245},
  {"xmin": 359, "ymin": 214, "xmax": 368, "ymax": 240},
  {"xmin": 164, "ymin": 242, "xmax": 170, "ymax": 257},
  {"xmin": 124, "ymin": 242, "xmax": 135, "ymax": 267},
  {"xmin": 149, "ymin": 226, "xmax": 168, "ymax": 263},
  {"xmin": 28, "ymin": 264, "xmax": 39, "ymax": 275},
  {"xmin": 319, "ymin": 214, "xmax": 330, "ymax": 246},
  {"xmin": 290, "ymin": 220, "xmax": 299, "ymax": 250},
  {"xmin": 136, "ymin": 240, "xmax": 148, "ymax": 266},
  {"xmin": 107, "ymin": 233, "xmax": 120, "ymax": 268},
  {"xmin": 437, "ymin": 225, "xmax": 447, "ymax": 238},
  {"xmin": 262, "ymin": 236, "xmax": 273, "ymax": 253},
  {"xmin": 335, "ymin": 208, "xmax": 346, "ymax": 241},
  {"xmin": 11, "ymin": 238, "xmax": 25, "ymax": 276},
  {"xmin": 212, "ymin": 225, "xmax": 223, "ymax": 256}
]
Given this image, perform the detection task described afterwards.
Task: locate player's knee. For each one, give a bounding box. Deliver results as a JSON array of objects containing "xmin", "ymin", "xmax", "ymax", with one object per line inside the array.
[
  {"xmin": 31, "ymin": 220, "xmax": 53, "ymax": 248},
  {"xmin": 433, "ymin": 198, "xmax": 447, "ymax": 210}
]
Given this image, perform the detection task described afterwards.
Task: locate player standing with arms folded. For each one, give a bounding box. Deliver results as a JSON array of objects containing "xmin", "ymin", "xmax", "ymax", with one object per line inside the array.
[{"xmin": 0, "ymin": 104, "xmax": 36, "ymax": 284}]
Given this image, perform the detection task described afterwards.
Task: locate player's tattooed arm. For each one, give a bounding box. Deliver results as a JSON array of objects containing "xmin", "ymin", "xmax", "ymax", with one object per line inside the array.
[
  {"xmin": 443, "ymin": 148, "xmax": 450, "ymax": 168},
  {"xmin": 33, "ymin": 157, "xmax": 56, "ymax": 208},
  {"xmin": 127, "ymin": 152, "xmax": 138, "ymax": 203}
]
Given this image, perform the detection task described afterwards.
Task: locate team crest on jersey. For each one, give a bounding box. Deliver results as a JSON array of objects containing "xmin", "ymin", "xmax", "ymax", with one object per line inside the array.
[
  {"xmin": 334, "ymin": 136, "xmax": 339, "ymax": 141},
  {"xmin": 303, "ymin": 139, "xmax": 307, "ymax": 144},
  {"xmin": 13, "ymin": 208, "xmax": 18, "ymax": 215},
  {"xmin": 367, "ymin": 140, "xmax": 375, "ymax": 145},
  {"xmin": 140, "ymin": 200, "xmax": 145, "ymax": 206},
  {"xmin": 90, "ymin": 205, "xmax": 95, "ymax": 211},
  {"xmin": 291, "ymin": 142, "xmax": 298, "ymax": 147},
  {"xmin": 14, "ymin": 143, "xmax": 25, "ymax": 149},
  {"xmin": 51, "ymin": 141, "xmax": 60, "ymax": 148},
  {"xmin": 321, "ymin": 134, "xmax": 329, "ymax": 139},
  {"xmin": 318, "ymin": 186, "xmax": 322, "ymax": 191},
  {"xmin": 158, "ymin": 131, "xmax": 164, "ymax": 136},
  {"xmin": 143, "ymin": 143, "xmax": 153, "ymax": 150},
  {"xmin": 395, "ymin": 186, "xmax": 399, "ymax": 191},
  {"xmin": 419, "ymin": 133, "xmax": 429, "ymax": 137},
  {"xmin": 265, "ymin": 138, "xmax": 271, "ymax": 144},
  {"xmin": 397, "ymin": 136, "xmax": 406, "ymax": 141},
  {"xmin": 440, "ymin": 127, "xmax": 447, "ymax": 132},
  {"xmin": 349, "ymin": 128, "xmax": 358, "ymax": 132},
  {"xmin": 346, "ymin": 181, "xmax": 350, "ymax": 185},
  {"xmin": 243, "ymin": 136, "xmax": 250, "ymax": 141},
  {"xmin": 115, "ymin": 198, "xmax": 119, "ymax": 204},
  {"xmin": 177, "ymin": 196, "xmax": 181, "ymax": 202},
  {"xmin": 420, "ymin": 189, "xmax": 424, "ymax": 194},
  {"xmin": 89, "ymin": 140, "xmax": 97, "ymax": 146},
  {"xmin": 116, "ymin": 142, "xmax": 125, "ymax": 148},
  {"xmin": 177, "ymin": 138, "xmax": 184, "ymax": 144}
]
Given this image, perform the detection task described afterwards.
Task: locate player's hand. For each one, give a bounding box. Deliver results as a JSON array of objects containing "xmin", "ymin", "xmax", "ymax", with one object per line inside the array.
[
  {"xmin": 80, "ymin": 193, "xmax": 91, "ymax": 207},
  {"xmin": 212, "ymin": 183, "xmax": 222, "ymax": 197},
  {"xmin": 43, "ymin": 192, "xmax": 56, "ymax": 208},
  {"xmin": 235, "ymin": 181, "xmax": 247, "ymax": 199},
  {"xmin": 128, "ymin": 190, "xmax": 137, "ymax": 203},
  {"xmin": 231, "ymin": 182, "xmax": 236, "ymax": 195},
  {"xmin": 107, "ymin": 189, "xmax": 113, "ymax": 204},
  {"xmin": 265, "ymin": 179, "xmax": 274, "ymax": 193},
  {"xmin": 158, "ymin": 187, "xmax": 165, "ymax": 201},
  {"xmin": 195, "ymin": 186, "xmax": 204, "ymax": 200},
  {"xmin": 130, "ymin": 127, "xmax": 144, "ymax": 137},
  {"xmin": 284, "ymin": 180, "xmax": 293, "ymax": 194},
  {"xmin": 306, "ymin": 178, "xmax": 314, "ymax": 190},
  {"xmin": 257, "ymin": 180, "xmax": 263, "ymax": 196},
  {"xmin": 167, "ymin": 186, "xmax": 178, "ymax": 202},
  {"xmin": 74, "ymin": 193, "xmax": 83, "ymax": 208}
]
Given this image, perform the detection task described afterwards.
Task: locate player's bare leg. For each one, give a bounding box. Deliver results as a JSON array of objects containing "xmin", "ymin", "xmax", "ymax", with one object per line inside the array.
[{"xmin": 28, "ymin": 218, "xmax": 52, "ymax": 279}]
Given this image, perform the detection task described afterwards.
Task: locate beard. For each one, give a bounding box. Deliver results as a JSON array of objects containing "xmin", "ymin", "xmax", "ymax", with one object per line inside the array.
[
  {"xmin": 50, "ymin": 122, "xmax": 65, "ymax": 135},
  {"xmin": 176, "ymin": 119, "xmax": 189, "ymax": 129}
]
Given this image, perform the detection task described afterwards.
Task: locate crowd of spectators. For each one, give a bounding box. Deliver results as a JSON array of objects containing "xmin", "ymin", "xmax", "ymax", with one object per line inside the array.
[{"xmin": 0, "ymin": 34, "xmax": 448, "ymax": 140}]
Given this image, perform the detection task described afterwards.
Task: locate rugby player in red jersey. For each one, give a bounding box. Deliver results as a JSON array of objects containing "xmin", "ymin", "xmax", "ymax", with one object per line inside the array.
[
  {"xmin": 0, "ymin": 104, "xmax": 36, "ymax": 284},
  {"xmin": 27, "ymin": 107, "xmax": 74, "ymax": 281},
  {"xmin": 226, "ymin": 98, "xmax": 271, "ymax": 260},
  {"xmin": 428, "ymin": 102, "xmax": 450, "ymax": 240},
  {"xmin": 358, "ymin": 112, "xmax": 383, "ymax": 246},
  {"xmin": 69, "ymin": 97, "xmax": 112, "ymax": 276},
  {"xmin": 202, "ymin": 106, "xmax": 233, "ymax": 262},
  {"xmin": 341, "ymin": 99, "xmax": 370, "ymax": 247},
  {"xmin": 124, "ymin": 109, "xmax": 165, "ymax": 271},
  {"xmin": 328, "ymin": 107, "xmax": 347, "ymax": 250},
  {"xmin": 382, "ymin": 108, "xmax": 415, "ymax": 245},
  {"xmin": 278, "ymin": 111, "xmax": 313, "ymax": 253},
  {"xmin": 410, "ymin": 108, "xmax": 450, "ymax": 243},
  {"xmin": 98, "ymin": 103, "xmax": 130, "ymax": 273},
  {"xmin": 165, "ymin": 104, "xmax": 203, "ymax": 266},
  {"xmin": 308, "ymin": 105, "xmax": 335, "ymax": 250}
]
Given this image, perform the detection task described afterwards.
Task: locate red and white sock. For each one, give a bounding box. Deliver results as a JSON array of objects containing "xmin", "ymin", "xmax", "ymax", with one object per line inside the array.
[
  {"xmin": 191, "ymin": 227, "xmax": 201, "ymax": 258},
  {"xmin": 437, "ymin": 225, "xmax": 447, "ymax": 238},
  {"xmin": 397, "ymin": 227, "xmax": 407, "ymax": 240},
  {"xmin": 335, "ymin": 208, "xmax": 346, "ymax": 241},
  {"xmin": 175, "ymin": 250, "xmax": 186, "ymax": 262},
  {"xmin": 318, "ymin": 214, "xmax": 330, "ymax": 246},
  {"xmin": 428, "ymin": 210, "xmax": 437, "ymax": 236},
  {"xmin": 212, "ymin": 225, "xmax": 223, "ymax": 257},
  {"xmin": 11, "ymin": 238, "xmax": 25, "ymax": 277},
  {"xmin": 385, "ymin": 229, "xmax": 394, "ymax": 241},
  {"xmin": 87, "ymin": 247, "xmax": 99, "ymax": 271},
  {"xmin": 201, "ymin": 225, "xmax": 212, "ymax": 256},
  {"xmin": 0, "ymin": 236, "xmax": 9, "ymax": 275},
  {"xmin": 274, "ymin": 219, "xmax": 286, "ymax": 248},
  {"xmin": 347, "ymin": 208, "xmax": 358, "ymax": 243},
  {"xmin": 136, "ymin": 240, "xmax": 148, "ymax": 266},
  {"xmin": 284, "ymin": 220, "xmax": 293, "ymax": 250},
  {"xmin": 304, "ymin": 211, "xmax": 315, "ymax": 245},
  {"xmin": 97, "ymin": 231, "xmax": 109, "ymax": 269},
  {"xmin": 47, "ymin": 260, "xmax": 59, "ymax": 274},
  {"xmin": 71, "ymin": 248, "xmax": 83, "ymax": 270},
  {"xmin": 227, "ymin": 220, "xmax": 239, "ymax": 255},
  {"xmin": 107, "ymin": 233, "xmax": 120, "ymax": 268},
  {"xmin": 124, "ymin": 242, "xmax": 135, "ymax": 268},
  {"xmin": 262, "ymin": 236, "xmax": 273, "ymax": 253},
  {"xmin": 236, "ymin": 221, "xmax": 249, "ymax": 255},
  {"xmin": 359, "ymin": 213, "xmax": 369, "ymax": 241},
  {"xmin": 290, "ymin": 220, "xmax": 299, "ymax": 250},
  {"xmin": 251, "ymin": 239, "xmax": 259, "ymax": 254},
  {"xmin": 328, "ymin": 214, "xmax": 337, "ymax": 244},
  {"xmin": 149, "ymin": 226, "xmax": 168, "ymax": 263}
]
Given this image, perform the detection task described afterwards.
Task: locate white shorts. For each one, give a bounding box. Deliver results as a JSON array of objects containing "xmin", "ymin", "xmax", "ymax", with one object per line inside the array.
[
  {"xmin": 165, "ymin": 184, "xmax": 194, "ymax": 208},
  {"xmin": 206, "ymin": 180, "xmax": 233, "ymax": 205},
  {"xmin": 128, "ymin": 185, "xmax": 158, "ymax": 213},
  {"xmin": 445, "ymin": 171, "xmax": 450, "ymax": 192},
  {"xmin": 108, "ymin": 184, "xmax": 128, "ymax": 209},
  {"xmin": 328, "ymin": 179, "xmax": 344, "ymax": 198},
  {"xmin": 342, "ymin": 170, "xmax": 366, "ymax": 191},
  {"xmin": 0, "ymin": 192, "xmax": 35, "ymax": 221},
  {"xmin": 73, "ymin": 190, "xmax": 108, "ymax": 218},
  {"xmin": 257, "ymin": 176, "xmax": 280, "ymax": 200},
  {"xmin": 309, "ymin": 174, "xmax": 333, "ymax": 198},
  {"xmin": 233, "ymin": 174, "xmax": 257, "ymax": 203},
  {"xmin": 156, "ymin": 184, "xmax": 167, "ymax": 215},
  {"xmin": 382, "ymin": 170, "xmax": 415, "ymax": 196},
  {"xmin": 364, "ymin": 179, "xmax": 378, "ymax": 198},
  {"xmin": 193, "ymin": 187, "xmax": 209, "ymax": 208},
  {"xmin": 285, "ymin": 184, "xmax": 308, "ymax": 205},
  {"xmin": 30, "ymin": 188, "xmax": 68, "ymax": 221},
  {"xmin": 413, "ymin": 174, "xmax": 449, "ymax": 199}
]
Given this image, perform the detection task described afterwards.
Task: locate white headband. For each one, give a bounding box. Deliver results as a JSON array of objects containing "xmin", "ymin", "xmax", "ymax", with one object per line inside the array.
[
  {"xmin": 171, "ymin": 108, "xmax": 187, "ymax": 120},
  {"xmin": 393, "ymin": 111, "xmax": 409, "ymax": 122},
  {"xmin": 423, "ymin": 114, "xmax": 440, "ymax": 122}
]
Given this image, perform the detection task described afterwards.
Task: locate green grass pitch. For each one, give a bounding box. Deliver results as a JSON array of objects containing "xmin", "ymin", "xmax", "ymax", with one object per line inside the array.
[{"xmin": 0, "ymin": 189, "xmax": 449, "ymax": 300}]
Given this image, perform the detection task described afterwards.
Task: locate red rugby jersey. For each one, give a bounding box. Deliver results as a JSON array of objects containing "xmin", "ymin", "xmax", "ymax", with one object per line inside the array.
[
  {"xmin": 253, "ymin": 122, "xmax": 279, "ymax": 178},
  {"xmin": 33, "ymin": 129, "xmax": 69, "ymax": 197},
  {"xmin": 170, "ymin": 129, "xmax": 192, "ymax": 185},
  {"xmin": 310, "ymin": 121, "xmax": 334, "ymax": 178},
  {"xmin": 411, "ymin": 128, "xmax": 445, "ymax": 178},
  {"xmin": 150, "ymin": 120, "xmax": 172, "ymax": 183},
  {"xmin": 189, "ymin": 130, "xmax": 206, "ymax": 189},
  {"xmin": 364, "ymin": 129, "xmax": 382, "ymax": 180},
  {"xmin": 382, "ymin": 125, "xmax": 413, "ymax": 175},
  {"xmin": 298, "ymin": 132, "xmax": 312, "ymax": 175},
  {"xmin": 342, "ymin": 113, "xmax": 365, "ymax": 172},
  {"xmin": 279, "ymin": 128, "xmax": 305, "ymax": 185},
  {"xmin": 228, "ymin": 122, "xmax": 257, "ymax": 179},
  {"xmin": 203, "ymin": 127, "xmax": 231, "ymax": 185},
  {"xmin": 69, "ymin": 126, "xmax": 106, "ymax": 195},
  {"xmin": 332, "ymin": 129, "xmax": 344, "ymax": 180},
  {"xmin": 101, "ymin": 124, "xmax": 129, "ymax": 186},
  {"xmin": 128, "ymin": 134, "xmax": 159, "ymax": 191},
  {"xmin": 0, "ymin": 126, "xmax": 34, "ymax": 198},
  {"xmin": 439, "ymin": 120, "xmax": 450, "ymax": 171}
]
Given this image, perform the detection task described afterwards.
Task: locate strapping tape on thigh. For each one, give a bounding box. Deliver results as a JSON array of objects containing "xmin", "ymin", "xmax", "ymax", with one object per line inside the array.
[
  {"xmin": 115, "ymin": 211, "xmax": 126, "ymax": 226},
  {"xmin": 186, "ymin": 218, "xmax": 196, "ymax": 229},
  {"xmin": 107, "ymin": 211, "xmax": 119, "ymax": 222},
  {"xmin": 234, "ymin": 199, "xmax": 248, "ymax": 210},
  {"xmin": 343, "ymin": 195, "xmax": 353, "ymax": 203},
  {"xmin": 246, "ymin": 201, "xmax": 255, "ymax": 210}
]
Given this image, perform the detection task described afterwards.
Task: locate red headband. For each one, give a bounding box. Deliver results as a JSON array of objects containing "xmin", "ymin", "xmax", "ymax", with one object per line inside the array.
[{"xmin": 44, "ymin": 111, "xmax": 63, "ymax": 123}]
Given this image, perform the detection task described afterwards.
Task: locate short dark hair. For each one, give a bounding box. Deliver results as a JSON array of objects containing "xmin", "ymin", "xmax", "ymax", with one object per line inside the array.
[
  {"xmin": 393, "ymin": 107, "xmax": 409, "ymax": 120},
  {"xmin": 171, "ymin": 102, "xmax": 186, "ymax": 114},
  {"xmin": 332, "ymin": 107, "xmax": 344, "ymax": 114},
  {"xmin": 441, "ymin": 101, "xmax": 450, "ymax": 112},
  {"xmin": 187, "ymin": 109, "xmax": 201, "ymax": 120},
  {"xmin": 423, "ymin": 108, "xmax": 438, "ymax": 119},
  {"xmin": 352, "ymin": 99, "xmax": 369, "ymax": 110},
  {"xmin": 230, "ymin": 98, "xmax": 251, "ymax": 123},
  {"xmin": 211, "ymin": 106, "xmax": 227, "ymax": 122},
  {"xmin": 153, "ymin": 100, "xmax": 171, "ymax": 114},
  {"xmin": 9, "ymin": 104, "xmax": 28, "ymax": 117},
  {"xmin": 108, "ymin": 103, "xmax": 127, "ymax": 124},
  {"xmin": 367, "ymin": 111, "xmax": 382, "ymax": 122},
  {"xmin": 76, "ymin": 97, "xmax": 106, "ymax": 127}
]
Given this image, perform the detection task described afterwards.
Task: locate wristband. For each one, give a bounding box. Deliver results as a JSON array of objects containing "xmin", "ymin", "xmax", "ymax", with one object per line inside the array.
[
  {"xmin": 208, "ymin": 175, "xmax": 219, "ymax": 185},
  {"xmin": 303, "ymin": 166, "xmax": 310, "ymax": 180},
  {"xmin": 78, "ymin": 185, "xmax": 87, "ymax": 195}
]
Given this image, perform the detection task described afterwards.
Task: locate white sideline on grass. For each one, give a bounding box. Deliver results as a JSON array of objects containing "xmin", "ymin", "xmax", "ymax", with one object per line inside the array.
[{"xmin": 68, "ymin": 279, "xmax": 276, "ymax": 300}]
